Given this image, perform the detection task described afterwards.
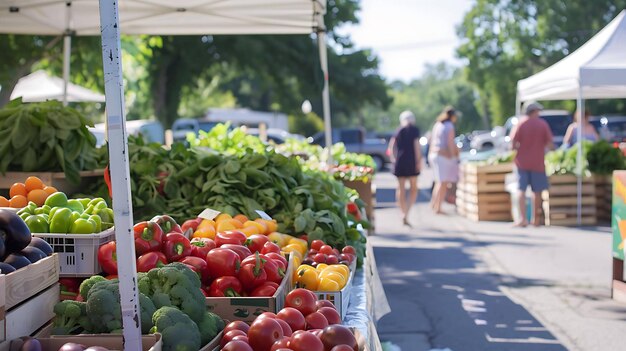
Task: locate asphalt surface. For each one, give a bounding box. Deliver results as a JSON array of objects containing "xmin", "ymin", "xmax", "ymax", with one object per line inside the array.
[{"xmin": 371, "ymin": 169, "xmax": 626, "ymax": 351}]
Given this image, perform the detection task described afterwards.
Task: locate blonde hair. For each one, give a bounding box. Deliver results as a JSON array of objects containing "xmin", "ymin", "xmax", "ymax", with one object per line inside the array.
[
  {"xmin": 399, "ymin": 110, "xmax": 416, "ymax": 126},
  {"xmin": 436, "ymin": 106, "xmax": 457, "ymax": 122}
]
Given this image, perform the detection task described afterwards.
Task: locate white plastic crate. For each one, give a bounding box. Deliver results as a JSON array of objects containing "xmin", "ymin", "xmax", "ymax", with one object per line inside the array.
[
  {"xmin": 312, "ymin": 262, "xmax": 356, "ymax": 321},
  {"xmin": 33, "ymin": 228, "xmax": 115, "ymax": 277}
]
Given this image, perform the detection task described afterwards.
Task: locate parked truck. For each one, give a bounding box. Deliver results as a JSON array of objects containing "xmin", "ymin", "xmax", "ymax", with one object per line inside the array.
[{"xmin": 309, "ymin": 128, "xmax": 390, "ymax": 170}]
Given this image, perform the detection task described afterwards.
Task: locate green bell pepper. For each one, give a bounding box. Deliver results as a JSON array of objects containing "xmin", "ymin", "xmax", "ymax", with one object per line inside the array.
[
  {"xmin": 50, "ymin": 207, "xmax": 72, "ymax": 233},
  {"xmin": 45, "ymin": 192, "xmax": 68, "ymax": 208},
  {"xmin": 70, "ymin": 211, "xmax": 81, "ymax": 223},
  {"xmin": 70, "ymin": 218, "xmax": 96, "ymax": 234},
  {"xmin": 25, "ymin": 214, "xmax": 49, "ymax": 233},
  {"xmin": 97, "ymin": 208, "xmax": 114, "ymax": 223},
  {"xmin": 17, "ymin": 202, "xmax": 37, "ymax": 216},
  {"xmin": 78, "ymin": 198, "xmax": 91, "ymax": 209},
  {"xmin": 67, "ymin": 199, "xmax": 84, "ymax": 213},
  {"xmin": 89, "ymin": 214, "xmax": 102, "ymax": 232}
]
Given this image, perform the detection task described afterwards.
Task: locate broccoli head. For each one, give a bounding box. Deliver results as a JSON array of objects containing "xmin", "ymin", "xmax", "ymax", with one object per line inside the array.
[
  {"xmin": 152, "ymin": 306, "xmax": 201, "ymax": 351},
  {"xmin": 139, "ymin": 292, "xmax": 157, "ymax": 334},
  {"xmin": 79, "ymin": 275, "xmax": 107, "ymax": 300},
  {"xmin": 51, "ymin": 300, "xmax": 86, "ymax": 335},
  {"xmin": 197, "ymin": 311, "xmax": 225, "ymax": 345}
]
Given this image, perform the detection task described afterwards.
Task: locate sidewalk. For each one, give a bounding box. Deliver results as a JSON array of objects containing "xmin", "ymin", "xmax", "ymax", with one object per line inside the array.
[{"xmin": 371, "ymin": 171, "xmax": 626, "ymax": 351}]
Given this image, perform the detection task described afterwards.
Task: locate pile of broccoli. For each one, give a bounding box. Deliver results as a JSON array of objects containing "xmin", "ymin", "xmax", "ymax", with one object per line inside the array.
[{"xmin": 52, "ymin": 263, "xmax": 224, "ymax": 351}]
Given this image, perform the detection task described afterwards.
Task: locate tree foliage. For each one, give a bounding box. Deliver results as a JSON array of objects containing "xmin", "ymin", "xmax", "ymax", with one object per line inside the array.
[{"xmin": 457, "ymin": 0, "xmax": 626, "ymax": 125}]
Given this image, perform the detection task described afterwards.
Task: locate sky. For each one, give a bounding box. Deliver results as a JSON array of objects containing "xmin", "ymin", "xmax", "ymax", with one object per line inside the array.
[{"xmin": 339, "ymin": 0, "xmax": 474, "ymax": 82}]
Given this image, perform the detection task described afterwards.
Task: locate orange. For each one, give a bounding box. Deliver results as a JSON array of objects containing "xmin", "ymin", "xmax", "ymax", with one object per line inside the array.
[
  {"xmin": 0, "ymin": 196, "xmax": 9, "ymax": 207},
  {"xmin": 27, "ymin": 189, "xmax": 48, "ymax": 206},
  {"xmin": 9, "ymin": 195, "xmax": 28, "ymax": 208},
  {"xmin": 9, "ymin": 183, "xmax": 27, "ymax": 198},
  {"xmin": 43, "ymin": 186, "xmax": 58, "ymax": 195},
  {"xmin": 24, "ymin": 176, "xmax": 45, "ymax": 192},
  {"xmin": 233, "ymin": 214, "xmax": 249, "ymax": 224}
]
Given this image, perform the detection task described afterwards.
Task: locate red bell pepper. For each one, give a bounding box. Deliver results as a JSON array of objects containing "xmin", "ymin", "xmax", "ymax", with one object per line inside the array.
[
  {"xmin": 208, "ymin": 276, "xmax": 243, "ymax": 297},
  {"xmin": 190, "ymin": 237, "xmax": 216, "ymax": 259},
  {"xmin": 180, "ymin": 256, "xmax": 210, "ymax": 285},
  {"xmin": 244, "ymin": 234, "xmax": 269, "ymax": 254},
  {"xmin": 181, "ymin": 218, "xmax": 203, "ymax": 238},
  {"xmin": 59, "ymin": 278, "xmax": 81, "ymax": 300},
  {"xmin": 151, "ymin": 215, "xmax": 182, "ymax": 236},
  {"xmin": 205, "ymin": 248, "xmax": 241, "ymax": 278},
  {"xmin": 265, "ymin": 252, "xmax": 288, "ymax": 271},
  {"xmin": 136, "ymin": 251, "xmax": 167, "ymax": 272},
  {"xmin": 164, "ymin": 233, "xmax": 192, "ymax": 262},
  {"xmin": 215, "ymin": 230, "xmax": 247, "ymax": 247},
  {"xmin": 261, "ymin": 241, "xmax": 281, "ymax": 254},
  {"xmin": 239, "ymin": 252, "xmax": 268, "ymax": 291},
  {"xmin": 97, "ymin": 241, "xmax": 118, "ymax": 275},
  {"xmin": 220, "ymin": 244, "xmax": 252, "ymax": 261},
  {"xmin": 250, "ymin": 281, "xmax": 279, "ymax": 297},
  {"xmin": 133, "ymin": 221, "xmax": 164, "ymax": 256},
  {"xmin": 259, "ymin": 254, "xmax": 284, "ymax": 284}
]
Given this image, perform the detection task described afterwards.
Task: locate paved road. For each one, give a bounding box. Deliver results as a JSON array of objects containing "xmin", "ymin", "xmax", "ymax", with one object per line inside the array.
[{"xmin": 371, "ymin": 170, "xmax": 626, "ymax": 351}]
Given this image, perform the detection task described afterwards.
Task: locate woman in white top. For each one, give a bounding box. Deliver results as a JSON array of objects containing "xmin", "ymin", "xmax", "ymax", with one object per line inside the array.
[{"xmin": 428, "ymin": 106, "xmax": 459, "ymax": 214}]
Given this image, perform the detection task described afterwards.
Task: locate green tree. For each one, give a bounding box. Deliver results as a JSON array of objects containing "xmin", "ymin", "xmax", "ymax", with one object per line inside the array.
[
  {"xmin": 457, "ymin": 0, "xmax": 626, "ymax": 125},
  {"xmin": 289, "ymin": 112, "xmax": 325, "ymax": 137}
]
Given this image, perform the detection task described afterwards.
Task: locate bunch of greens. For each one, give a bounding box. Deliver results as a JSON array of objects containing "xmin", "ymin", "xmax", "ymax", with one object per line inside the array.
[
  {"xmin": 545, "ymin": 141, "xmax": 592, "ymax": 176},
  {"xmin": 0, "ymin": 98, "xmax": 102, "ymax": 184},
  {"xmin": 186, "ymin": 122, "xmax": 266, "ymax": 156},
  {"xmin": 587, "ymin": 140, "xmax": 625, "ymax": 175},
  {"xmin": 487, "ymin": 151, "xmax": 515, "ymax": 165}
]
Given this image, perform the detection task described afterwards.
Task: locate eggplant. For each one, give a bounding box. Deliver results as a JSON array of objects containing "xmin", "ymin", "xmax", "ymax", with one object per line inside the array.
[
  {"xmin": 0, "ymin": 209, "xmax": 31, "ymax": 254},
  {"xmin": 4, "ymin": 253, "xmax": 31, "ymax": 270},
  {"xmin": 0, "ymin": 262, "xmax": 16, "ymax": 274},
  {"xmin": 58, "ymin": 343, "xmax": 86, "ymax": 351},
  {"xmin": 20, "ymin": 246, "xmax": 46, "ymax": 263},
  {"xmin": 28, "ymin": 237, "xmax": 53, "ymax": 256}
]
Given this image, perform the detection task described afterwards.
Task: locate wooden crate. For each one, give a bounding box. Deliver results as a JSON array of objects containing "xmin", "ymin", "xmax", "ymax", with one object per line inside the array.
[
  {"xmin": 0, "ymin": 169, "xmax": 105, "ymax": 197},
  {"xmin": 543, "ymin": 175, "xmax": 597, "ymax": 226},
  {"xmin": 594, "ymin": 175, "xmax": 612, "ymax": 223},
  {"xmin": 1, "ymin": 254, "xmax": 60, "ymax": 346},
  {"xmin": 456, "ymin": 163, "xmax": 513, "ymax": 222},
  {"xmin": 343, "ymin": 180, "xmax": 376, "ymax": 234}
]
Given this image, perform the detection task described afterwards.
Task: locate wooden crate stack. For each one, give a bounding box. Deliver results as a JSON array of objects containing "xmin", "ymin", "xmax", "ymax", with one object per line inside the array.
[
  {"xmin": 594, "ymin": 175, "xmax": 612, "ymax": 223},
  {"xmin": 542, "ymin": 175, "xmax": 597, "ymax": 226},
  {"xmin": 456, "ymin": 163, "xmax": 513, "ymax": 221},
  {"xmin": 0, "ymin": 254, "xmax": 60, "ymax": 351}
]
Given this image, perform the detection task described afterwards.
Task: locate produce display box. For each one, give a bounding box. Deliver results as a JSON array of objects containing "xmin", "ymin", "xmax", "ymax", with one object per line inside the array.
[
  {"xmin": 0, "ymin": 169, "xmax": 105, "ymax": 197},
  {"xmin": 542, "ymin": 175, "xmax": 597, "ymax": 226},
  {"xmin": 10, "ymin": 333, "xmax": 163, "ymax": 351},
  {"xmin": 33, "ymin": 228, "xmax": 115, "ymax": 277},
  {"xmin": 1, "ymin": 254, "xmax": 60, "ymax": 348},
  {"xmin": 456, "ymin": 163, "xmax": 513, "ymax": 222},
  {"xmin": 205, "ymin": 255, "xmax": 294, "ymax": 323},
  {"xmin": 343, "ymin": 180, "xmax": 376, "ymax": 234},
  {"xmin": 594, "ymin": 174, "xmax": 612, "ymax": 223},
  {"xmin": 311, "ymin": 261, "xmax": 357, "ymax": 321}
]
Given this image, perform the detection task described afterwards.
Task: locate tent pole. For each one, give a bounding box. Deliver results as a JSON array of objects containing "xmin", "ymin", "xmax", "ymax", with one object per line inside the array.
[
  {"xmin": 62, "ymin": 2, "xmax": 72, "ymax": 106},
  {"xmin": 318, "ymin": 30, "xmax": 333, "ymax": 166},
  {"xmin": 576, "ymin": 84, "xmax": 584, "ymax": 226},
  {"xmin": 98, "ymin": 1, "xmax": 142, "ymax": 350}
]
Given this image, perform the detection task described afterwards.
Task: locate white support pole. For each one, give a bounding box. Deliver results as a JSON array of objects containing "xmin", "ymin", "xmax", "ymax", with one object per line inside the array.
[
  {"xmin": 576, "ymin": 84, "xmax": 584, "ymax": 226},
  {"xmin": 62, "ymin": 2, "xmax": 72, "ymax": 106},
  {"xmin": 318, "ymin": 30, "xmax": 333, "ymax": 166},
  {"xmin": 98, "ymin": 1, "xmax": 142, "ymax": 350}
]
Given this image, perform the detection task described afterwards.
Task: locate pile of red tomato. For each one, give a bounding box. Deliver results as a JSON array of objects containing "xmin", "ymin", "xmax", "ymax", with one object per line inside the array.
[
  {"xmin": 97, "ymin": 214, "xmax": 288, "ymax": 297},
  {"xmin": 220, "ymin": 288, "xmax": 358, "ymax": 351}
]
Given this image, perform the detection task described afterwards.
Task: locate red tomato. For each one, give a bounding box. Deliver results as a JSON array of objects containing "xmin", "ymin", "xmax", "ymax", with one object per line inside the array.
[
  {"xmin": 285, "ymin": 289, "xmax": 317, "ymax": 316},
  {"xmin": 289, "ymin": 330, "xmax": 324, "ymax": 351},
  {"xmin": 311, "ymin": 240, "xmax": 325, "ymax": 251},
  {"xmin": 316, "ymin": 299, "xmax": 337, "ymax": 311},
  {"xmin": 245, "ymin": 234, "xmax": 270, "ymax": 253},
  {"xmin": 326, "ymin": 255, "xmax": 339, "ymax": 265},
  {"xmin": 275, "ymin": 318, "xmax": 293, "ymax": 337},
  {"xmin": 224, "ymin": 321, "xmax": 251, "ymax": 335},
  {"xmin": 277, "ymin": 307, "xmax": 306, "ymax": 331},
  {"xmin": 319, "ymin": 245, "xmax": 334, "ymax": 255},
  {"xmin": 317, "ymin": 307, "xmax": 341, "ymax": 325},
  {"xmin": 341, "ymin": 246, "xmax": 356, "ymax": 255},
  {"xmin": 339, "ymin": 253, "xmax": 355, "ymax": 264},
  {"xmin": 305, "ymin": 311, "xmax": 329, "ymax": 330},
  {"xmin": 307, "ymin": 249, "xmax": 319, "ymax": 257},
  {"xmin": 331, "ymin": 345, "xmax": 356, "ymax": 351},
  {"xmin": 313, "ymin": 253, "xmax": 327, "ymax": 264},
  {"xmin": 331, "ymin": 249, "xmax": 341, "ymax": 257},
  {"xmin": 221, "ymin": 330, "xmax": 248, "ymax": 349},
  {"xmin": 222, "ymin": 340, "xmax": 254, "ymax": 351},
  {"xmin": 248, "ymin": 318, "xmax": 284, "ymax": 351},
  {"xmin": 256, "ymin": 312, "xmax": 277, "ymax": 320},
  {"xmin": 231, "ymin": 335, "xmax": 249, "ymax": 344},
  {"xmin": 261, "ymin": 241, "xmax": 281, "ymax": 254},
  {"xmin": 270, "ymin": 337, "xmax": 291, "ymax": 351},
  {"xmin": 320, "ymin": 325, "xmax": 358, "ymax": 351}
]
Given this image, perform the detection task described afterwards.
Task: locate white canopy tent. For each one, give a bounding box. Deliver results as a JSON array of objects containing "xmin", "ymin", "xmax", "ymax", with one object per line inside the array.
[
  {"xmin": 516, "ymin": 10, "xmax": 626, "ymax": 225},
  {"xmin": 10, "ymin": 70, "xmax": 105, "ymax": 102},
  {"xmin": 1, "ymin": 1, "xmax": 330, "ymax": 349}
]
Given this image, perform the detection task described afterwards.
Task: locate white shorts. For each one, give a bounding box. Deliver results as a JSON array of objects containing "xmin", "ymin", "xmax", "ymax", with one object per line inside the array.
[{"xmin": 429, "ymin": 154, "xmax": 459, "ymax": 183}]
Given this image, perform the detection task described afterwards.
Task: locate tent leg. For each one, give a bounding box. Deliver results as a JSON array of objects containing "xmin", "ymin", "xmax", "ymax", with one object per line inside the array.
[
  {"xmin": 62, "ymin": 2, "xmax": 72, "ymax": 106},
  {"xmin": 98, "ymin": 1, "xmax": 142, "ymax": 350},
  {"xmin": 318, "ymin": 30, "xmax": 333, "ymax": 165},
  {"xmin": 576, "ymin": 87, "xmax": 584, "ymax": 226}
]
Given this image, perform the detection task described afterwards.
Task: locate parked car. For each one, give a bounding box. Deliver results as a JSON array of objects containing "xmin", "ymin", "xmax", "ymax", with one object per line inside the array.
[
  {"xmin": 496, "ymin": 110, "xmax": 572, "ymax": 149},
  {"xmin": 171, "ymin": 118, "xmax": 221, "ymax": 142},
  {"xmin": 89, "ymin": 120, "xmax": 165, "ymax": 147},
  {"xmin": 309, "ymin": 128, "xmax": 390, "ymax": 170},
  {"xmin": 589, "ymin": 115, "xmax": 626, "ymax": 143},
  {"xmin": 245, "ymin": 128, "xmax": 305, "ymax": 144}
]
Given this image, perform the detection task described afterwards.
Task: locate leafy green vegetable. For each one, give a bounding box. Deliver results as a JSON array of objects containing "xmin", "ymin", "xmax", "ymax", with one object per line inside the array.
[
  {"xmin": 587, "ymin": 140, "xmax": 625, "ymax": 175},
  {"xmin": 545, "ymin": 141, "xmax": 593, "ymax": 176}
]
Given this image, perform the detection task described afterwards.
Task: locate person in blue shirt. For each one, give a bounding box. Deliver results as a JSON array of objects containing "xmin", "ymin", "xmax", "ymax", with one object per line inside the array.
[{"xmin": 563, "ymin": 109, "xmax": 599, "ymax": 147}]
